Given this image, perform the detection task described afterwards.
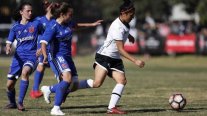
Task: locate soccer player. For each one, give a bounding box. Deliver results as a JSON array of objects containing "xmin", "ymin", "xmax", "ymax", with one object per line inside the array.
[
  {"xmin": 30, "ymin": 1, "xmax": 103, "ymax": 99},
  {"xmin": 5, "ymin": 2, "xmax": 42, "ymax": 111},
  {"xmin": 29, "ymin": 0, "xmax": 55, "ymax": 99},
  {"xmin": 76, "ymin": 0, "xmax": 145, "ymax": 114},
  {"xmin": 40, "ymin": 2, "xmax": 80, "ymax": 115}
]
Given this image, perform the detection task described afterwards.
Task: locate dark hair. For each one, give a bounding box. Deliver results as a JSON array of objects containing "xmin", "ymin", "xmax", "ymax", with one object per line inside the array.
[
  {"xmin": 43, "ymin": 0, "xmax": 51, "ymax": 10},
  {"xmin": 119, "ymin": 0, "xmax": 135, "ymax": 13},
  {"xmin": 12, "ymin": 2, "xmax": 32, "ymax": 21},
  {"xmin": 51, "ymin": 2, "xmax": 73, "ymax": 18}
]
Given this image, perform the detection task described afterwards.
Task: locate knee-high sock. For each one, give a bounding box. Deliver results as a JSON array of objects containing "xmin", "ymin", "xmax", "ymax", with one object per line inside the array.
[
  {"xmin": 18, "ymin": 80, "xmax": 29, "ymax": 105},
  {"xmin": 78, "ymin": 79, "xmax": 93, "ymax": 89},
  {"xmin": 49, "ymin": 83, "xmax": 59, "ymax": 93},
  {"xmin": 108, "ymin": 84, "xmax": 125, "ymax": 109},
  {"xmin": 33, "ymin": 70, "xmax": 44, "ymax": 91},
  {"xmin": 7, "ymin": 89, "xmax": 16, "ymax": 104},
  {"xmin": 54, "ymin": 81, "xmax": 70, "ymax": 106}
]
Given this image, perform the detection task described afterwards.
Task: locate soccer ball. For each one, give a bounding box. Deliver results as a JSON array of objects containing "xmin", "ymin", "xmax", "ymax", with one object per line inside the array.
[{"xmin": 169, "ymin": 93, "xmax": 186, "ymax": 111}]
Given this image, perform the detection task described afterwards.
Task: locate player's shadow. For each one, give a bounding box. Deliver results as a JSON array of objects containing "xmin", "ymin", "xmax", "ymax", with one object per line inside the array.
[
  {"xmin": 70, "ymin": 107, "xmax": 207, "ymax": 114},
  {"xmin": 69, "ymin": 93, "xmax": 110, "ymax": 98},
  {"xmin": 178, "ymin": 107, "xmax": 207, "ymax": 112},
  {"xmin": 126, "ymin": 108, "xmax": 167, "ymax": 113},
  {"xmin": 62, "ymin": 104, "xmax": 108, "ymax": 110}
]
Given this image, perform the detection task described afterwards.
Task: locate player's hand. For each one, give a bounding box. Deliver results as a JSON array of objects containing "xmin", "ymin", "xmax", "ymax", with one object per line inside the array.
[
  {"xmin": 36, "ymin": 48, "xmax": 42, "ymax": 57},
  {"xmin": 43, "ymin": 55, "xmax": 48, "ymax": 64},
  {"xmin": 135, "ymin": 60, "xmax": 145, "ymax": 68},
  {"xmin": 92, "ymin": 20, "xmax": 103, "ymax": 26},
  {"xmin": 6, "ymin": 44, "xmax": 12, "ymax": 55}
]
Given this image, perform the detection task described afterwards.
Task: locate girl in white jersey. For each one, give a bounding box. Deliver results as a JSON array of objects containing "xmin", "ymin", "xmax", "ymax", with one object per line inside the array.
[{"xmin": 77, "ymin": 0, "xmax": 145, "ymax": 114}]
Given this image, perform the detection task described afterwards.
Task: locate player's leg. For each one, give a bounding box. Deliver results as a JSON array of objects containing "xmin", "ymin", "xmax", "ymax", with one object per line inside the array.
[
  {"xmin": 30, "ymin": 55, "xmax": 46, "ymax": 98},
  {"xmin": 5, "ymin": 57, "xmax": 21, "ymax": 109},
  {"xmin": 51, "ymin": 71, "xmax": 71, "ymax": 115},
  {"xmin": 30, "ymin": 62, "xmax": 45, "ymax": 98},
  {"xmin": 41, "ymin": 58, "xmax": 61, "ymax": 104},
  {"xmin": 61, "ymin": 59, "xmax": 79, "ymax": 103},
  {"xmin": 77, "ymin": 54, "xmax": 108, "ymax": 89},
  {"xmin": 50, "ymin": 56, "xmax": 72, "ymax": 115},
  {"xmin": 73, "ymin": 63, "xmax": 107, "ymax": 95},
  {"xmin": 5, "ymin": 79, "xmax": 17, "ymax": 109},
  {"xmin": 107, "ymin": 71, "xmax": 127, "ymax": 114},
  {"xmin": 18, "ymin": 59, "xmax": 37, "ymax": 111}
]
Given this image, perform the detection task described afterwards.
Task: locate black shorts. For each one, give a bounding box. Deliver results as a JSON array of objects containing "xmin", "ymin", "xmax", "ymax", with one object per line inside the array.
[{"xmin": 93, "ymin": 53, "xmax": 125, "ymax": 77}]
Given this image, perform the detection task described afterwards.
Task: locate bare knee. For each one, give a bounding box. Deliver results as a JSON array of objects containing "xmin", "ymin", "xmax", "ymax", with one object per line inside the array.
[
  {"xmin": 118, "ymin": 79, "xmax": 127, "ymax": 85},
  {"xmin": 37, "ymin": 65, "xmax": 45, "ymax": 72},
  {"xmin": 21, "ymin": 70, "xmax": 30, "ymax": 80}
]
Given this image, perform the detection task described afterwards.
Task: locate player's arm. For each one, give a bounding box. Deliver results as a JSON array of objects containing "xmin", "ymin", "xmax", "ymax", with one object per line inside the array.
[
  {"xmin": 75, "ymin": 20, "xmax": 103, "ymax": 30},
  {"xmin": 36, "ymin": 21, "xmax": 45, "ymax": 57},
  {"xmin": 116, "ymin": 40, "xmax": 145, "ymax": 68},
  {"xmin": 40, "ymin": 23, "xmax": 55, "ymax": 64},
  {"xmin": 6, "ymin": 26, "xmax": 16, "ymax": 55},
  {"xmin": 5, "ymin": 43, "xmax": 12, "ymax": 55},
  {"xmin": 41, "ymin": 42, "xmax": 48, "ymax": 64}
]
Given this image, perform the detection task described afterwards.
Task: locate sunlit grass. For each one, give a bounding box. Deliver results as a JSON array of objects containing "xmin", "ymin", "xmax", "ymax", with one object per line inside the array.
[{"xmin": 1, "ymin": 55, "xmax": 207, "ymax": 116}]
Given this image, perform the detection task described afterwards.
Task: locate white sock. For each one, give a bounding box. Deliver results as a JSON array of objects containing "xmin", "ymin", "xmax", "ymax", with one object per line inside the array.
[
  {"xmin": 78, "ymin": 79, "xmax": 94, "ymax": 89},
  {"xmin": 53, "ymin": 105, "xmax": 60, "ymax": 110},
  {"xmin": 87, "ymin": 79, "xmax": 94, "ymax": 88},
  {"xmin": 108, "ymin": 84, "xmax": 125, "ymax": 109}
]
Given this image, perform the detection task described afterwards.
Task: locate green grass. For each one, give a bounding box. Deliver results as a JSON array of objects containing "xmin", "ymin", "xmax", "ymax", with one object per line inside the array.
[{"xmin": 1, "ymin": 55, "xmax": 207, "ymax": 116}]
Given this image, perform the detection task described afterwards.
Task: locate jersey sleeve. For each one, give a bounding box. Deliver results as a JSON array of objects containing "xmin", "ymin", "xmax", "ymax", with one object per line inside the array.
[
  {"xmin": 111, "ymin": 26, "xmax": 125, "ymax": 41},
  {"xmin": 7, "ymin": 26, "xmax": 16, "ymax": 44},
  {"xmin": 40, "ymin": 23, "xmax": 56, "ymax": 45}
]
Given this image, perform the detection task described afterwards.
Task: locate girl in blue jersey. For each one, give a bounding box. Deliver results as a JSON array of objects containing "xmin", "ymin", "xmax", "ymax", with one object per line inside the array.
[
  {"xmin": 29, "ymin": 0, "xmax": 56, "ymax": 99},
  {"xmin": 5, "ymin": 2, "xmax": 42, "ymax": 111},
  {"xmin": 40, "ymin": 2, "xmax": 77, "ymax": 115},
  {"xmin": 30, "ymin": 1, "xmax": 103, "ymax": 99}
]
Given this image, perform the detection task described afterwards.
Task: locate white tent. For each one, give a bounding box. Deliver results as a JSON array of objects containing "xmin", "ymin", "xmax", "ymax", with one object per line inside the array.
[{"xmin": 169, "ymin": 4, "xmax": 193, "ymax": 21}]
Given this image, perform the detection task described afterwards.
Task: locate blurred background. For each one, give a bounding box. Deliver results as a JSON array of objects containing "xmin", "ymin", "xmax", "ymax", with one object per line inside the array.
[{"xmin": 1, "ymin": 0, "xmax": 207, "ymax": 56}]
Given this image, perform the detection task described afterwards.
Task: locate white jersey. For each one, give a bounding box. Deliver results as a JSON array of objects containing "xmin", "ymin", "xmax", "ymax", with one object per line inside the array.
[{"xmin": 97, "ymin": 18, "xmax": 130, "ymax": 59}]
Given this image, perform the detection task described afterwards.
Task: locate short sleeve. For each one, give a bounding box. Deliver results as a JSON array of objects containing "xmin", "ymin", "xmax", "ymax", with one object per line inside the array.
[
  {"xmin": 7, "ymin": 26, "xmax": 16, "ymax": 44},
  {"xmin": 40, "ymin": 23, "xmax": 56, "ymax": 45},
  {"xmin": 111, "ymin": 26, "xmax": 125, "ymax": 41}
]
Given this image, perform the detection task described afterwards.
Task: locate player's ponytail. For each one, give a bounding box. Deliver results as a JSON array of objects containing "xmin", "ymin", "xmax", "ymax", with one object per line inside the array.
[
  {"xmin": 119, "ymin": 0, "xmax": 135, "ymax": 14},
  {"xmin": 51, "ymin": 2, "xmax": 72, "ymax": 18}
]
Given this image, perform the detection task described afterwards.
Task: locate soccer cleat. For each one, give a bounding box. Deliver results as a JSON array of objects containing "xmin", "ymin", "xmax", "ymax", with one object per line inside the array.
[
  {"xmin": 30, "ymin": 90, "xmax": 43, "ymax": 99},
  {"xmin": 4, "ymin": 103, "xmax": 17, "ymax": 109},
  {"xmin": 17, "ymin": 103, "xmax": 25, "ymax": 111},
  {"xmin": 51, "ymin": 107, "xmax": 65, "ymax": 115},
  {"xmin": 107, "ymin": 107, "xmax": 127, "ymax": 114},
  {"xmin": 41, "ymin": 86, "xmax": 51, "ymax": 104}
]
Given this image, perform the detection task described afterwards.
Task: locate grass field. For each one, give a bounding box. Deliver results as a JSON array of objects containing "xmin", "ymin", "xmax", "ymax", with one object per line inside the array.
[{"xmin": 1, "ymin": 55, "xmax": 207, "ymax": 116}]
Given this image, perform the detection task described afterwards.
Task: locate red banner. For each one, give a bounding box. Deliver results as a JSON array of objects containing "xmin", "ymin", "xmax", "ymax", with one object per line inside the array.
[
  {"xmin": 165, "ymin": 34, "xmax": 196, "ymax": 54},
  {"xmin": 124, "ymin": 40, "xmax": 139, "ymax": 53}
]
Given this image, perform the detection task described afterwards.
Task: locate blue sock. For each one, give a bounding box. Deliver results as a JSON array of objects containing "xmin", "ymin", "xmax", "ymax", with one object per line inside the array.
[
  {"xmin": 54, "ymin": 81, "xmax": 70, "ymax": 106},
  {"xmin": 78, "ymin": 80, "xmax": 91, "ymax": 89},
  {"xmin": 49, "ymin": 83, "xmax": 59, "ymax": 93},
  {"xmin": 33, "ymin": 71, "xmax": 44, "ymax": 91},
  {"xmin": 18, "ymin": 80, "xmax": 29, "ymax": 105},
  {"xmin": 7, "ymin": 89, "xmax": 16, "ymax": 104}
]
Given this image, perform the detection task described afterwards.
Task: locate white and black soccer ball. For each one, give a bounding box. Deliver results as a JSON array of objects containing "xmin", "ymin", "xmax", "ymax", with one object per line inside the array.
[{"xmin": 169, "ymin": 93, "xmax": 186, "ymax": 111}]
